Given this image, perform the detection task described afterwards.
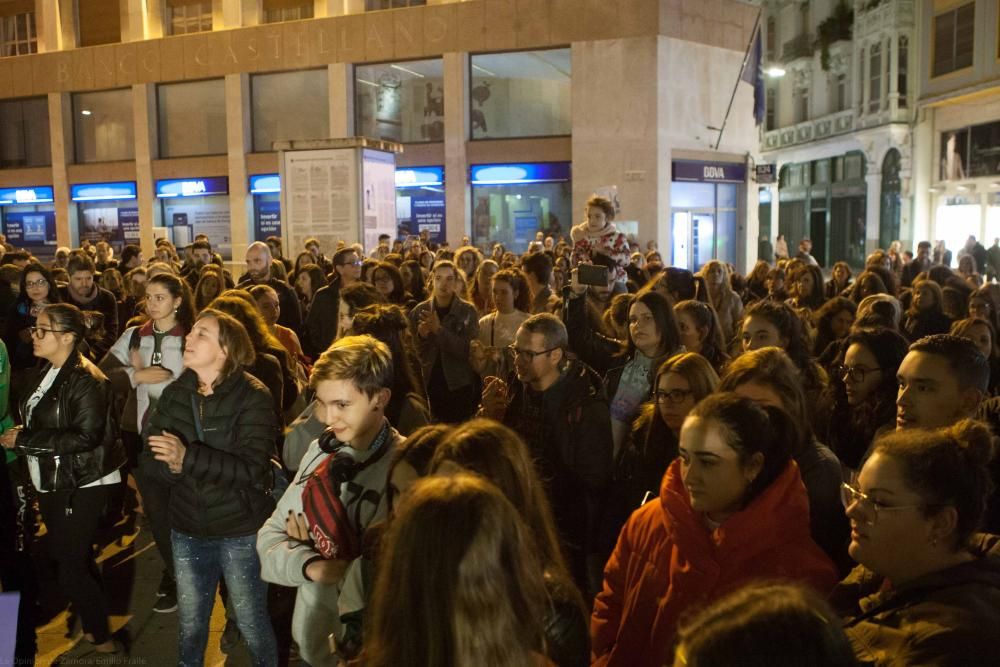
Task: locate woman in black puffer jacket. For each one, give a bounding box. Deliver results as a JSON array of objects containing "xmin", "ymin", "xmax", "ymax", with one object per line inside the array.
[
  {"xmin": 1, "ymin": 303, "xmax": 126, "ymax": 655},
  {"xmin": 140, "ymin": 308, "xmax": 279, "ymax": 667}
]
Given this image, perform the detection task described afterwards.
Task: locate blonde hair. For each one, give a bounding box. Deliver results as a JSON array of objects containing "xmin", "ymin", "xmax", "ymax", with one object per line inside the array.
[{"xmin": 309, "ymin": 334, "xmax": 393, "ymax": 397}]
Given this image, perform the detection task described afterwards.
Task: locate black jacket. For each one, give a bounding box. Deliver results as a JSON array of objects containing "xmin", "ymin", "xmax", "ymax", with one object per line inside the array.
[
  {"xmin": 502, "ymin": 359, "xmax": 613, "ymax": 590},
  {"xmin": 304, "ymin": 282, "xmax": 340, "ymax": 359},
  {"xmin": 14, "ymin": 351, "xmax": 124, "ymax": 492},
  {"xmin": 141, "ymin": 368, "xmax": 279, "ymax": 538},
  {"xmin": 58, "ymin": 284, "xmax": 119, "ymax": 360}
]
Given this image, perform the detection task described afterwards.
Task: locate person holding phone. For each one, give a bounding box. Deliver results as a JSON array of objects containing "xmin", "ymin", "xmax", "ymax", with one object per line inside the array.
[
  {"xmin": 470, "ymin": 268, "xmax": 531, "ymax": 380},
  {"xmin": 101, "ymin": 272, "xmax": 194, "ymax": 613}
]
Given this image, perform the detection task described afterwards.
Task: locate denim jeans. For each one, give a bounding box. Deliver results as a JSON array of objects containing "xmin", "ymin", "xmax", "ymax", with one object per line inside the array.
[{"xmin": 172, "ymin": 530, "xmax": 278, "ymax": 666}]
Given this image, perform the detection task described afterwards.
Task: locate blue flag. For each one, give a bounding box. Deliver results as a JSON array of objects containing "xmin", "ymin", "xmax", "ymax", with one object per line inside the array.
[{"xmin": 740, "ymin": 27, "xmax": 765, "ymax": 125}]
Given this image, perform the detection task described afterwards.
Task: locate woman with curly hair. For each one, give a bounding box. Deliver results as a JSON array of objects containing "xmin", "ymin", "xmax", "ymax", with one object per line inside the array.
[
  {"xmin": 846, "ymin": 270, "xmax": 889, "ymax": 305},
  {"xmin": 812, "ymin": 296, "xmax": 856, "ymax": 358}
]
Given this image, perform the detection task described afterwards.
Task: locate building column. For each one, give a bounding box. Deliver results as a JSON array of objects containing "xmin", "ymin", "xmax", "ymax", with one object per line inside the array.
[
  {"xmin": 132, "ymin": 84, "xmax": 159, "ymax": 256},
  {"xmin": 328, "ymin": 63, "xmax": 353, "ymax": 138},
  {"xmin": 865, "ymin": 168, "xmax": 881, "ymax": 255},
  {"xmin": 47, "ymin": 92, "xmax": 73, "ymax": 247},
  {"xmin": 443, "ymin": 51, "xmax": 470, "ymax": 248},
  {"xmin": 857, "ymin": 42, "xmax": 868, "ymax": 115},
  {"xmin": 887, "ymin": 34, "xmax": 899, "ymax": 112},
  {"xmin": 226, "ymin": 73, "xmax": 252, "ymax": 257},
  {"xmin": 319, "ymin": 0, "xmax": 364, "ymax": 18},
  {"xmin": 36, "ymin": 0, "xmax": 77, "ymax": 52}
]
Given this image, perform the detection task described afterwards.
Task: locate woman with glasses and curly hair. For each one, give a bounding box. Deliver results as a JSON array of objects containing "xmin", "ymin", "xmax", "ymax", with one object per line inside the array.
[{"xmin": 831, "ymin": 420, "xmax": 1000, "ymax": 663}]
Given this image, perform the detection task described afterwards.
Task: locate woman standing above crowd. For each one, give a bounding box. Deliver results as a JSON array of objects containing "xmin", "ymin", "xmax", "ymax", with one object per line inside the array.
[{"xmin": 591, "ymin": 393, "xmax": 837, "ymax": 667}]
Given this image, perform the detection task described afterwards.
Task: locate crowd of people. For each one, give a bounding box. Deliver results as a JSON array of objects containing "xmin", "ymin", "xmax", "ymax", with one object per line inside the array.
[{"xmin": 0, "ymin": 196, "xmax": 999, "ymax": 666}]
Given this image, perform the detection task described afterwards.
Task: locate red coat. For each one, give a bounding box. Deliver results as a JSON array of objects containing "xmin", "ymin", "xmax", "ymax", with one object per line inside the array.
[{"xmin": 590, "ymin": 458, "xmax": 838, "ymax": 667}]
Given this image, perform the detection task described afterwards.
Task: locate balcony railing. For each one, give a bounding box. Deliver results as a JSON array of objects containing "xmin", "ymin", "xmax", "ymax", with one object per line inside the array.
[
  {"xmin": 762, "ymin": 109, "xmax": 856, "ymax": 151},
  {"xmin": 781, "ymin": 33, "xmax": 814, "ymax": 62}
]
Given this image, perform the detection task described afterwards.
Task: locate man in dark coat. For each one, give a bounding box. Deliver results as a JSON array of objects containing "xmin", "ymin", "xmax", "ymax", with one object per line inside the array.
[
  {"xmin": 237, "ymin": 242, "xmax": 302, "ymax": 333},
  {"xmin": 480, "ymin": 313, "xmax": 613, "ymax": 597}
]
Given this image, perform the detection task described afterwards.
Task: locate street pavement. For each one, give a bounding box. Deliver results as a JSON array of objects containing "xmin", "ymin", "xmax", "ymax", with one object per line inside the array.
[{"xmin": 33, "ymin": 520, "xmax": 255, "ymax": 666}]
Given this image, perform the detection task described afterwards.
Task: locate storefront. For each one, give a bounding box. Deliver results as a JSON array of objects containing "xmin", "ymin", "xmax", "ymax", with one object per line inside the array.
[
  {"xmin": 776, "ymin": 153, "xmax": 867, "ymax": 268},
  {"xmin": 670, "ymin": 160, "xmax": 743, "ymax": 271},
  {"xmin": 0, "ymin": 186, "xmax": 56, "ymax": 258},
  {"xmin": 250, "ymin": 174, "xmax": 281, "ymax": 242},
  {"xmin": 395, "ymin": 166, "xmax": 445, "ymax": 243},
  {"xmin": 71, "ymin": 181, "xmax": 140, "ymax": 249},
  {"xmin": 934, "ymin": 194, "xmax": 984, "ymax": 263},
  {"xmin": 155, "ymin": 177, "xmax": 232, "ymax": 259},
  {"xmin": 470, "ymin": 162, "xmax": 571, "ymax": 253}
]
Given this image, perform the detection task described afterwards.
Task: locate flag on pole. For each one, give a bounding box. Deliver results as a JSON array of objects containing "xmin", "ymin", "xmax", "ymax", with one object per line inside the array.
[{"xmin": 740, "ymin": 25, "xmax": 765, "ymax": 125}]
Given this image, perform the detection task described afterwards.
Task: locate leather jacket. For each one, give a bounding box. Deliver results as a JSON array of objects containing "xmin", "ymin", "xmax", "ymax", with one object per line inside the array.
[{"xmin": 15, "ymin": 350, "xmax": 124, "ymax": 491}]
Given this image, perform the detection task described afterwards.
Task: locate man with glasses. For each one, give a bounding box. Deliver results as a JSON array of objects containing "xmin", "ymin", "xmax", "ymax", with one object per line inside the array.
[
  {"xmin": 480, "ymin": 313, "xmax": 612, "ymax": 597},
  {"xmin": 238, "ymin": 241, "xmax": 302, "ymax": 333},
  {"xmin": 304, "ymin": 247, "xmax": 363, "ymax": 358}
]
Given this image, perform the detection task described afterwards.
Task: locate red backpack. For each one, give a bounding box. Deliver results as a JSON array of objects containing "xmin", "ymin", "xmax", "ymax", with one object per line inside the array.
[{"xmin": 300, "ymin": 426, "xmax": 390, "ymax": 561}]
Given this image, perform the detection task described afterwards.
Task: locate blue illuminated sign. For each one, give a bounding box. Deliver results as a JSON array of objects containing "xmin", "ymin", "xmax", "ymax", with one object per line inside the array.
[
  {"xmin": 470, "ymin": 163, "xmax": 571, "ymax": 185},
  {"xmin": 156, "ymin": 177, "xmax": 229, "ymax": 198},
  {"xmin": 250, "ymin": 174, "xmax": 281, "ymax": 194},
  {"xmin": 71, "ymin": 181, "xmax": 137, "ymax": 202},
  {"xmin": 0, "ymin": 186, "xmax": 54, "ymax": 205},
  {"xmin": 395, "ymin": 166, "xmax": 445, "ymax": 188}
]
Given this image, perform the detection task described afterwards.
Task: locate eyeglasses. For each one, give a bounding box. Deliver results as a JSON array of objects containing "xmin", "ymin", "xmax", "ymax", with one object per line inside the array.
[
  {"xmin": 836, "ymin": 364, "xmax": 882, "ymax": 383},
  {"xmin": 508, "ymin": 345, "xmax": 557, "ymax": 362},
  {"xmin": 25, "ymin": 279, "xmax": 48, "ymax": 289},
  {"xmin": 29, "ymin": 326, "xmax": 67, "ymax": 339},
  {"xmin": 338, "ymin": 260, "xmax": 363, "ymax": 268},
  {"xmin": 653, "ymin": 389, "xmax": 694, "ymax": 404},
  {"xmin": 840, "ymin": 482, "xmax": 926, "ymax": 526}
]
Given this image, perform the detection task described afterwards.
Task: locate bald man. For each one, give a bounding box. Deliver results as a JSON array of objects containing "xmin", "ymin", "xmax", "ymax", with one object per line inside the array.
[{"xmin": 237, "ymin": 241, "xmax": 302, "ymax": 332}]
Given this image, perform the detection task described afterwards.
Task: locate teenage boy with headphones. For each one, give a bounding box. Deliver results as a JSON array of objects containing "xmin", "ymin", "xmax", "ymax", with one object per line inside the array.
[{"xmin": 257, "ymin": 335, "xmax": 403, "ymax": 667}]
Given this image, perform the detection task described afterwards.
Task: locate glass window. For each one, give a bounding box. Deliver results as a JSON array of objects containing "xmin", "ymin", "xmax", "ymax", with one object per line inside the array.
[
  {"xmin": 836, "ymin": 73, "xmax": 848, "ymax": 112},
  {"xmin": 251, "ymin": 70, "xmax": 329, "ymax": 152},
  {"xmin": 898, "ymin": 36, "xmax": 908, "ymax": 109},
  {"xmin": 471, "ymin": 182, "xmax": 571, "ymax": 252},
  {"xmin": 365, "ymin": 0, "xmax": 426, "ymax": 10},
  {"xmin": 263, "ymin": 1, "xmax": 313, "ymax": 23},
  {"xmin": 933, "ymin": 3, "xmax": 974, "ymax": 77},
  {"xmin": 671, "ymin": 182, "xmax": 715, "ymax": 209},
  {"xmin": 717, "ymin": 183, "xmax": 738, "ymax": 209},
  {"xmin": 354, "ymin": 59, "xmax": 444, "ymax": 143},
  {"xmin": 795, "ymin": 87, "xmax": 808, "ymax": 123},
  {"xmin": 868, "ymin": 43, "xmax": 881, "ymax": 114},
  {"xmin": 969, "ymin": 121, "xmax": 1000, "ymax": 178},
  {"xmin": 73, "ymin": 89, "xmax": 135, "ymax": 163},
  {"xmin": 158, "ymin": 79, "xmax": 227, "ymax": 158},
  {"xmin": 470, "ymin": 48, "xmax": 571, "ymax": 140},
  {"xmin": 0, "ymin": 97, "xmax": 50, "ymax": 168},
  {"xmin": 167, "ymin": 1, "xmax": 212, "ymax": 35},
  {"xmin": 0, "ymin": 11, "xmax": 37, "ymax": 56},
  {"xmin": 765, "ymin": 87, "xmax": 776, "ymax": 131}
]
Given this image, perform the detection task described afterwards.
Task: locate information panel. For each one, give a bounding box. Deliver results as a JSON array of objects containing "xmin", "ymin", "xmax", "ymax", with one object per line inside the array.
[{"xmin": 282, "ymin": 149, "xmax": 358, "ymax": 257}]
